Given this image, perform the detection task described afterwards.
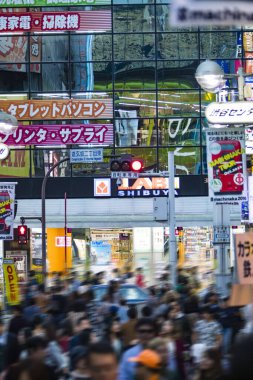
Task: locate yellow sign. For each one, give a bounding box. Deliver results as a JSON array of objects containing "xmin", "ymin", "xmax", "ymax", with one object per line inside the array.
[{"xmin": 3, "ymin": 262, "xmax": 20, "ymax": 305}]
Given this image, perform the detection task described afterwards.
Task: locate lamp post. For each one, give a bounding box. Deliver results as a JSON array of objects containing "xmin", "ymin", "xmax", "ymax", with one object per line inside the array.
[
  {"xmin": 41, "ymin": 157, "xmax": 70, "ymax": 286},
  {"xmin": 195, "ymin": 60, "xmax": 249, "ymax": 295}
]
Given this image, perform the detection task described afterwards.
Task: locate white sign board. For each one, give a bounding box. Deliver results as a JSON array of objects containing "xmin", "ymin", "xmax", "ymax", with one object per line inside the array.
[
  {"xmin": 213, "ymin": 226, "xmax": 230, "ymax": 244},
  {"xmin": 55, "ymin": 236, "xmax": 71, "ymax": 247},
  {"xmin": 246, "ymin": 128, "xmax": 253, "ymax": 154},
  {"xmin": 70, "ymin": 148, "xmax": 103, "ymax": 164},
  {"xmin": 206, "ymin": 102, "xmax": 253, "ymax": 124},
  {"xmin": 111, "ymin": 171, "xmax": 139, "ymax": 179},
  {"xmin": 170, "ymin": 0, "xmax": 253, "ymax": 27}
]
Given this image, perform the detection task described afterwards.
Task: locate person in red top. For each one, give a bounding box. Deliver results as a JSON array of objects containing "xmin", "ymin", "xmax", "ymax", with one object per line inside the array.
[{"xmin": 135, "ymin": 268, "xmax": 145, "ymax": 288}]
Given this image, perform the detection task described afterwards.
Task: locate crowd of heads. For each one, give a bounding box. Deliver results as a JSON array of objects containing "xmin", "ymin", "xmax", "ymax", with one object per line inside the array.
[{"xmin": 0, "ymin": 268, "xmax": 252, "ymax": 379}]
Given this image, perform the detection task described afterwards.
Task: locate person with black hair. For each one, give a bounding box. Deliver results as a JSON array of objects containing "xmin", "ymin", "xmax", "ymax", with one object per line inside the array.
[
  {"xmin": 229, "ymin": 333, "xmax": 253, "ymax": 380},
  {"xmin": 118, "ymin": 318, "xmax": 156, "ymax": 380},
  {"xmin": 192, "ymin": 306, "xmax": 222, "ymax": 350},
  {"xmin": 0, "ymin": 318, "xmax": 19, "ymax": 372},
  {"xmin": 193, "ymin": 348, "xmax": 226, "ymax": 380},
  {"xmin": 5, "ymin": 359, "xmax": 53, "ymax": 380},
  {"xmin": 70, "ymin": 345, "xmax": 90, "ymax": 380},
  {"xmin": 8, "ymin": 305, "xmax": 27, "ymax": 336},
  {"xmin": 88, "ymin": 342, "xmax": 118, "ymax": 380}
]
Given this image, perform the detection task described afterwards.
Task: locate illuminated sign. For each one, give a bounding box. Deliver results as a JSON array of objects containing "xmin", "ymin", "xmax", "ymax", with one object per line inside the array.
[
  {"xmin": 170, "ymin": 0, "xmax": 253, "ymax": 27},
  {"xmin": 206, "ymin": 101, "xmax": 253, "ymax": 124},
  {"xmin": 0, "ymin": 99, "xmax": 113, "ymax": 120},
  {"xmin": 0, "ymin": 0, "xmax": 110, "ymax": 7},
  {"xmin": 117, "ymin": 177, "xmax": 180, "ymax": 197},
  {"xmin": 0, "ymin": 11, "xmax": 111, "ymax": 34}
]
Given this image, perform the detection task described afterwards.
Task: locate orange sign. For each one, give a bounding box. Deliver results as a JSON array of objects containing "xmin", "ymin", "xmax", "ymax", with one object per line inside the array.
[
  {"xmin": 236, "ymin": 232, "xmax": 253, "ymax": 284},
  {"xmin": 0, "ymin": 99, "xmax": 113, "ymax": 120}
]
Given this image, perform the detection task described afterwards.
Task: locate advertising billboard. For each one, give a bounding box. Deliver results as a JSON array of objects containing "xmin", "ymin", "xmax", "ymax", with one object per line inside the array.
[
  {"xmin": 206, "ymin": 128, "xmax": 247, "ymax": 205},
  {"xmin": 170, "ymin": 0, "xmax": 253, "ymax": 27},
  {"xmin": 1, "ymin": 124, "xmax": 113, "ymax": 146},
  {"xmin": 0, "ymin": 183, "xmax": 16, "ymax": 240}
]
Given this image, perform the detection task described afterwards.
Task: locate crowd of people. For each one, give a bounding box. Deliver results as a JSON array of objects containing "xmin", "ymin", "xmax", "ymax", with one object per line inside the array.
[{"xmin": 0, "ymin": 267, "xmax": 253, "ymax": 380}]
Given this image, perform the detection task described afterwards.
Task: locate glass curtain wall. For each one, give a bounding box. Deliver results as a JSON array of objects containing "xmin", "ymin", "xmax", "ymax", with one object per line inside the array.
[{"xmin": 0, "ymin": 2, "xmax": 246, "ymax": 178}]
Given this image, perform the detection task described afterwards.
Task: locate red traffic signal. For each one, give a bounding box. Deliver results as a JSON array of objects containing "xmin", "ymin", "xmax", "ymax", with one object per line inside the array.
[
  {"xmin": 17, "ymin": 224, "xmax": 28, "ymax": 244},
  {"xmin": 110, "ymin": 154, "xmax": 143, "ymax": 173}
]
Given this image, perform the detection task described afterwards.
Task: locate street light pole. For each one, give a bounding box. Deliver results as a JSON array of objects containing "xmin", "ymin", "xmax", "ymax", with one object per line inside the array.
[
  {"xmin": 41, "ymin": 157, "xmax": 70, "ymax": 285},
  {"xmin": 168, "ymin": 151, "xmax": 177, "ymax": 288}
]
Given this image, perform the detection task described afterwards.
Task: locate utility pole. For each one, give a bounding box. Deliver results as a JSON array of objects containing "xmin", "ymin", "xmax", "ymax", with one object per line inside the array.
[
  {"xmin": 168, "ymin": 151, "xmax": 177, "ymax": 288},
  {"xmin": 41, "ymin": 157, "xmax": 70, "ymax": 286}
]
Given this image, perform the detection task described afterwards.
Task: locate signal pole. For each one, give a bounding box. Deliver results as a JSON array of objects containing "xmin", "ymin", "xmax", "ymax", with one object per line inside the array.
[{"xmin": 168, "ymin": 151, "xmax": 177, "ymax": 288}]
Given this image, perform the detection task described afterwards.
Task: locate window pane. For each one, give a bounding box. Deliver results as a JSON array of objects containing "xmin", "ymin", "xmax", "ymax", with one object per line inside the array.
[
  {"xmin": 158, "ymin": 33, "xmax": 198, "ymax": 60},
  {"xmin": 41, "ymin": 35, "xmax": 68, "ymax": 62},
  {"xmin": 114, "ymin": 5, "xmax": 148, "ymax": 33},
  {"xmin": 31, "ymin": 63, "xmax": 69, "ymax": 92},
  {"xmin": 0, "ymin": 68, "xmax": 28, "ymax": 92},
  {"xmin": 0, "ymin": 149, "xmax": 31, "ymax": 178},
  {"xmin": 159, "ymin": 117, "xmax": 201, "ymax": 146},
  {"xmin": 157, "ymin": 61, "xmax": 198, "ymax": 90},
  {"xmin": 159, "ymin": 147, "xmax": 201, "ymax": 175},
  {"xmin": 114, "ymin": 61, "xmax": 156, "ymax": 90},
  {"xmin": 93, "ymin": 34, "xmax": 112, "ymax": 61},
  {"xmin": 114, "ymin": 34, "xmax": 155, "ymax": 60},
  {"xmin": 200, "ymin": 32, "xmax": 237, "ymax": 59},
  {"xmin": 115, "ymin": 118, "xmax": 157, "ymax": 147},
  {"xmin": 158, "ymin": 90, "xmax": 200, "ymax": 117},
  {"xmin": 115, "ymin": 91, "xmax": 157, "ymax": 118}
]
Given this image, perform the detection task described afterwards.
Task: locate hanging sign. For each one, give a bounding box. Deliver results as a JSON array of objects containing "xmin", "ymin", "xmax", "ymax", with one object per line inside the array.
[
  {"xmin": 3, "ymin": 260, "xmax": 20, "ymax": 305},
  {"xmin": 1, "ymin": 124, "xmax": 113, "ymax": 146},
  {"xmin": 0, "ymin": 0, "xmax": 110, "ymax": 7},
  {"xmin": 236, "ymin": 232, "xmax": 253, "ymax": 284},
  {"xmin": 206, "ymin": 128, "xmax": 247, "ymax": 205},
  {"xmin": 0, "ymin": 99, "xmax": 113, "ymax": 120},
  {"xmin": 170, "ymin": 0, "xmax": 253, "ymax": 27},
  {"xmin": 0, "ymin": 11, "xmax": 111, "ymax": 33},
  {"xmin": 0, "ymin": 182, "xmax": 16, "ymax": 240},
  {"xmin": 206, "ymin": 102, "xmax": 253, "ymax": 125}
]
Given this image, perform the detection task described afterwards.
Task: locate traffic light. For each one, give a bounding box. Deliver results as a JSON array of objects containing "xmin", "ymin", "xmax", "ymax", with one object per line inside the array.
[
  {"xmin": 110, "ymin": 154, "xmax": 144, "ymax": 172},
  {"xmin": 17, "ymin": 224, "xmax": 28, "ymax": 244}
]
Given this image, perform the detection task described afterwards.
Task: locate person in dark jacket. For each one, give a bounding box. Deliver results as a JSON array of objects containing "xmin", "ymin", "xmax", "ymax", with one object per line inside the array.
[
  {"xmin": 0, "ymin": 318, "xmax": 20, "ymax": 372},
  {"xmin": 8, "ymin": 305, "xmax": 27, "ymax": 336}
]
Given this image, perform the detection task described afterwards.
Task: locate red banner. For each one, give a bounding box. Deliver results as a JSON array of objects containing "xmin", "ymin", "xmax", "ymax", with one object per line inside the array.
[
  {"xmin": 0, "ymin": 10, "xmax": 111, "ymax": 33},
  {"xmin": 1, "ymin": 124, "xmax": 113, "ymax": 146}
]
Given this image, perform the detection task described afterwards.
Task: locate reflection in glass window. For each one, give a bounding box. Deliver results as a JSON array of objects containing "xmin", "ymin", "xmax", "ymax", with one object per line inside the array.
[
  {"xmin": 115, "ymin": 117, "xmax": 157, "ymax": 147},
  {"xmin": 159, "ymin": 117, "xmax": 200, "ymax": 146},
  {"xmin": 159, "ymin": 147, "xmax": 201, "ymax": 175}
]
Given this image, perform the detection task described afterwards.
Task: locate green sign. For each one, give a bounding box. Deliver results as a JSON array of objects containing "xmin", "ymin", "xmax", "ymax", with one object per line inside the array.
[{"xmin": 0, "ymin": 0, "xmax": 110, "ymax": 7}]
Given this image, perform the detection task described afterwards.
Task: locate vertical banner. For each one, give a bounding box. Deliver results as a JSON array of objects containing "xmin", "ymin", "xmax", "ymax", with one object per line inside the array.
[
  {"xmin": 3, "ymin": 259, "xmax": 20, "ymax": 305},
  {"xmin": 206, "ymin": 128, "xmax": 247, "ymax": 205},
  {"xmin": 0, "ymin": 183, "xmax": 16, "ymax": 240},
  {"xmin": 235, "ymin": 232, "xmax": 253, "ymax": 284}
]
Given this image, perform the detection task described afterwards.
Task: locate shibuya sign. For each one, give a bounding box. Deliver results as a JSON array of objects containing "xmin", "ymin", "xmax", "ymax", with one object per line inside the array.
[
  {"xmin": 205, "ymin": 102, "xmax": 253, "ymax": 124},
  {"xmin": 117, "ymin": 177, "xmax": 180, "ymax": 197},
  {"xmin": 170, "ymin": 0, "xmax": 253, "ymax": 26}
]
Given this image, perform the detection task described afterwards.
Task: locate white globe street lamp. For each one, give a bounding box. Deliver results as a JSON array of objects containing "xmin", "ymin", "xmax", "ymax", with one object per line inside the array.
[
  {"xmin": 0, "ymin": 111, "xmax": 18, "ymax": 135},
  {"xmin": 195, "ymin": 59, "xmax": 226, "ymax": 93}
]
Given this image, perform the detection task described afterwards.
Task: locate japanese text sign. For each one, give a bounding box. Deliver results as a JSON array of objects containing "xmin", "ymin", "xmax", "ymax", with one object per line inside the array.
[
  {"xmin": 3, "ymin": 261, "xmax": 20, "ymax": 305},
  {"xmin": 0, "ymin": 99, "xmax": 113, "ymax": 120},
  {"xmin": 1, "ymin": 124, "xmax": 113, "ymax": 146},
  {"xmin": 0, "ymin": 11, "xmax": 111, "ymax": 33},
  {"xmin": 236, "ymin": 232, "xmax": 253, "ymax": 284},
  {"xmin": 0, "ymin": 0, "xmax": 110, "ymax": 7},
  {"xmin": 170, "ymin": 0, "xmax": 253, "ymax": 26},
  {"xmin": 70, "ymin": 148, "xmax": 103, "ymax": 163},
  {"xmin": 206, "ymin": 102, "xmax": 253, "ymax": 125},
  {"xmin": 0, "ymin": 183, "xmax": 16, "ymax": 241},
  {"xmin": 206, "ymin": 128, "xmax": 247, "ymax": 205}
]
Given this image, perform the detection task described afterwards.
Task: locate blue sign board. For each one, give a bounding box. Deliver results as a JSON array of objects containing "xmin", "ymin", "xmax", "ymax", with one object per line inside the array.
[{"xmin": 70, "ymin": 148, "xmax": 103, "ymax": 164}]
